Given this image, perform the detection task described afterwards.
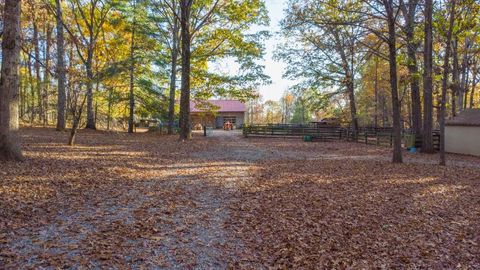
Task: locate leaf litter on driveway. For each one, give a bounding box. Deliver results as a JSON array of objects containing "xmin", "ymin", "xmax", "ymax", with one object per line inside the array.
[{"xmin": 1, "ymin": 128, "xmax": 479, "ymax": 268}]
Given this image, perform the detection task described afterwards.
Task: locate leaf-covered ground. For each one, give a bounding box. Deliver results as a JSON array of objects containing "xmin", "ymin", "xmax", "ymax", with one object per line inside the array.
[{"xmin": 1, "ymin": 128, "xmax": 479, "ymax": 268}]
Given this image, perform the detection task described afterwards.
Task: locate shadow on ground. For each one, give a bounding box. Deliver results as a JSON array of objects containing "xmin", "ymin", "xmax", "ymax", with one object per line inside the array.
[{"xmin": 1, "ymin": 128, "xmax": 479, "ymax": 268}]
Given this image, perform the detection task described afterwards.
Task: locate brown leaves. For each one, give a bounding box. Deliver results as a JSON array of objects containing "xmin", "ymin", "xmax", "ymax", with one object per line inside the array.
[
  {"xmin": 226, "ymin": 143, "xmax": 480, "ymax": 268},
  {"xmin": 1, "ymin": 128, "xmax": 480, "ymax": 268}
]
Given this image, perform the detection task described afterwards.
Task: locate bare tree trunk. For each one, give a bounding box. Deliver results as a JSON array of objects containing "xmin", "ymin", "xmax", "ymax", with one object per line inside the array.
[
  {"xmin": 347, "ymin": 79, "xmax": 358, "ymax": 131},
  {"xmin": 422, "ymin": 0, "xmax": 434, "ymax": 153},
  {"xmin": 0, "ymin": 0, "xmax": 23, "ymax": 161},
  {"xmin": 55, "ymin": 0, "xmax": 67, "ymax": 131},
  {"xmin": 458, "ymin": 38, "xmax": 470, "ymax": 112},
  {"xmin": 400, "ymin": 0, "xmax": 422, "ymax": 136},
  {"xmin": 66, "ymin": 45, "xmax": 75, "ymax": 125},
  {"xmin": 107, "ymin": 87, "xmax": 113, "ymax": 130},
  {"xmin": 168, "ymin": 11, "xmax": 179, "ymax": 135},
  {"xmin": 20, "ymin": 57, "xmax": 25, "ymax": 119},
  {"xmin": 128, "ymin": 0, "xmax": 137, "ymax": 134},
  {"xmin": 85, "ymin": 49, "xmax": 96, "ymax": 129},
  {"xmin": 68, "ymin": 93, "xmax": 87, "ymax": 146},
  {"xmin": 332, "ymin": 28, "xmax": 358, "ymax": 133},
  {"xmin": 85, "ymin": 19, "xmax": 96, "ymax": 129},
  {"xmin": 470, "ymin": 62, "xmax": 477, "ymax": 108},
  {"xmin": 27, "ymin": 55, "xmax": 35, "ymax": 124},
  {"xmin": 452, "ymin": 39, "xmax": 459, "ymax": 116},
  {"xmin": 179, "ymin": 0, "xmax": 193, "ymax": 140},
  {"xmin": 374, "ymin": 57, "xmax": 379, "ymax": 128},
  {"xmin": 382, "ymin": 91, "xmax": 388, "ymax": 127},
  {"xmin": 440, "ymin": 0, "xmax": 456, "ymax": 166},
  {"xmin": 69, "ymin": 116, "xmax": 80, "ymax": 146},
  {"xmin": 463, "ymin": 66, "xmax": 470, "ymax": 110},
  {"xmin": 385, "ymin": 0, "xmax": 403, "ymax": 163},
  {"xmin": 33, "ymin": 20, "xmax": 43, "ymax": 124},
  {"xmin": 407, "ymin": 84, "xmax": 412, "ymax": 128},
  {"xmin": 406, "ymin": 44, "xmax": 422, "ymax": 131},
  {"xmin": 44, "ymin": 23, "xmax": 52, "ymax": 126}
]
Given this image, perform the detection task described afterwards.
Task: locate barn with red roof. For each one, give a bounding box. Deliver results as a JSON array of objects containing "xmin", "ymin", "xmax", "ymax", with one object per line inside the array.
[{"xmin": 190, "ymin": 100, "xmax": 246, "ymax": 129}]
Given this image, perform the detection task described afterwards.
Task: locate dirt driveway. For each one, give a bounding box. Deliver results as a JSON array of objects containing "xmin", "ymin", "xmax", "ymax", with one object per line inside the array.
[{"xmin": 1, "ymin": 128, "xmax": 479, "ymax": 268}]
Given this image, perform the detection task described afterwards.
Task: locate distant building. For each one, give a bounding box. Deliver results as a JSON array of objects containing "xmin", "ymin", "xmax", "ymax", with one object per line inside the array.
[
  {"xmin": 446, "ymin": 109, "xmax": 480, "ymax": 156},
  {"xmin": 190, "ymin": 100, "xmax": 246, "ymax": 129},
  {"xmin": 310, "ymin": 117, "xmax": 340, "ymax": 127}
]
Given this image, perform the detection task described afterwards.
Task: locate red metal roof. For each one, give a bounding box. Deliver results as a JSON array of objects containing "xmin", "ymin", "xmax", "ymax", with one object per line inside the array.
[{"xmin": 190, "ymin": 100, "xmax": 246, "ymax": 113}]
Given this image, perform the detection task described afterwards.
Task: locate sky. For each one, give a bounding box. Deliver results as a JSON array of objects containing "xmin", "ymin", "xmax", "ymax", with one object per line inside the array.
[
  {"xmin": 256, "ymin": 0, "xmax": 295, "ymax": 101},
  {"xmin": 210, "ymin": 0, "xmax": 295, "ymax": 102}
]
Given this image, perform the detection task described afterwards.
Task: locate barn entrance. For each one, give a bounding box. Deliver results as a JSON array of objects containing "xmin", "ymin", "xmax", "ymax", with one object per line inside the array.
[{"xmin": 223, "ymin": 116, "xmax": 237, "ymax": 127}]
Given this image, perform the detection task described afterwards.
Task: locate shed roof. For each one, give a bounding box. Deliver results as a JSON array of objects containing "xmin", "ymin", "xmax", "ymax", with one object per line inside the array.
[
  {"xmin": 190, "ymin": 100, "xmax": 246, "ymax": 113},
  {"xmin": 446, "ymin": 109, "xmax": 480, "ymax": 127}
]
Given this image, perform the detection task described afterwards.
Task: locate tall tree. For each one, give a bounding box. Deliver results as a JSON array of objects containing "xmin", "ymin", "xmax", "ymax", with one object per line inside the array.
[
  {"xmin": 422, "ymin": 0, "xmax": 434, "ymax": 153},
  {"xmin": 32, "ymin": 4, "xmax": 43, "ymax": 123},
  {"xmin": 167, "ymin": 1, "xmax": 180, "ymax": 135},
  {"xmin": 175, "ymin": 0, "xmax": 268, "ymax": 139},
  {"xmin": 470, "ymin": 59, "xmax": 478, "ymax": 108},
  {"xmin": 179, "ymin": 0, "xmax": 193, "ymax": 139},
  {"xmin": 44, "ymin": 23, "xmax": 53, "ymax": 125},
  {"xmin": 399, "ymin": 0, "xmax": 422, "ymax": 136},
  {"xmin": 451, "ymin": 38, "xmax": 459, "ymax": 116},
  {"xmin": 278, "ymin": 0, "xmax": 363, "ymax": 133},
  {"xmin": 383, "ymin": 0, "xmax": 403, "ymax": 163},
  {"xmin": 65, "ymin": 0, "xmax": 112, "ymax": 129},
  {"xmin": 439, "ymin": 0, "xmax": 456, "ymax": 166},
  {"xmin": 128, "ymin": 0, "xmax": 138, "ymax": 134},
  {"xmin": 0, "ymin": 0, "xmax": 23, "ymax": 161},
  {"xmin": 55, "ymin": 0, "xmax": 67, "ymax": 131},
  {"xmin": 151, "ymin": 0, "xmax": 181, "ymax": 135}
]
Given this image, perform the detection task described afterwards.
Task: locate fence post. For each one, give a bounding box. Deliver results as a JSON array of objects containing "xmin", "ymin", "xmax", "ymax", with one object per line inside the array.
[
  {"xmin": 390, "ymin": 133, "xmax": 393, "ymax": 147},
  {"xmin": 365, "ymin": 131, "xmax": 368, "ymax": 145}
]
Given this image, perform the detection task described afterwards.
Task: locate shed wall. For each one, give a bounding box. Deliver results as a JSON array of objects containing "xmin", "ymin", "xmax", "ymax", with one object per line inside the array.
[{"xmin": 445, "ymin": 126, "xmax": 480, "ymax": 156}]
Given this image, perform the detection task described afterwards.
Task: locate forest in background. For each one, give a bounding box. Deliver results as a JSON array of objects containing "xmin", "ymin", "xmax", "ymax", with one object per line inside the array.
[
  {"xmin": 1, "ymin": 0, "xmax": 480, "ymax": 164},
  {"xmin": 251, "ymin": 0, "xmax": 480, "ymax": 130},
  {"xmin": 12, "ymin": 0, "xmax": 269, "ymax": 132},
  {"xmin": 247, "ymin": 0, "xmax": 480, "ymax": 164}
]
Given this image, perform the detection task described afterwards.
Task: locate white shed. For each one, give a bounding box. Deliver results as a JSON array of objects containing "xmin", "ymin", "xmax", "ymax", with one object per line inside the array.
[{"xmin": 445, "ymin": 109, "xmax": 480, "ymax": 156}]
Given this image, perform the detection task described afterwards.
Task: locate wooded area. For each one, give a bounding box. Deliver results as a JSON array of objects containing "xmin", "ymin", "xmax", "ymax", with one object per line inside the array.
[
  {"xmin": 0, "ymin": 0, "xmax": 268, "ymax": 157},
  {"xmin": 0, "ymin": 0, "xmax": 479, "ymax": 164},
  {"xmin": 259, "ymin": 0, "xmax": 480, "ymax": 164},
  {"xmin": 1, "ymin": 0, "xmax": 480, "ymax": 268}
]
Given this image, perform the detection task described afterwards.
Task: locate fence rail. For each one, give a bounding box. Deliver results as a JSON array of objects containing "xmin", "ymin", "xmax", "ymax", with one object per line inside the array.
[{"xmin": 243, "ymin": 124, "xmax": 440, "ymax": 150}]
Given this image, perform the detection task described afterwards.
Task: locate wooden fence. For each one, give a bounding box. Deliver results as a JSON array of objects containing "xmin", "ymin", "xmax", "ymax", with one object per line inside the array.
[{"xmin": 243, "ymin": 124, "xmax": 440, "ymax": 150}]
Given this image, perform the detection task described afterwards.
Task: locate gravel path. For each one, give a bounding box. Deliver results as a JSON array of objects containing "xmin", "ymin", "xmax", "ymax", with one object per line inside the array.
[
  {"xmin": 1, "ymin": 129, "xmax": 260, "ymax": 268},
  {"xmin": 172, "ymin": 130, "xmax": 258, "ymax": 267}
]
